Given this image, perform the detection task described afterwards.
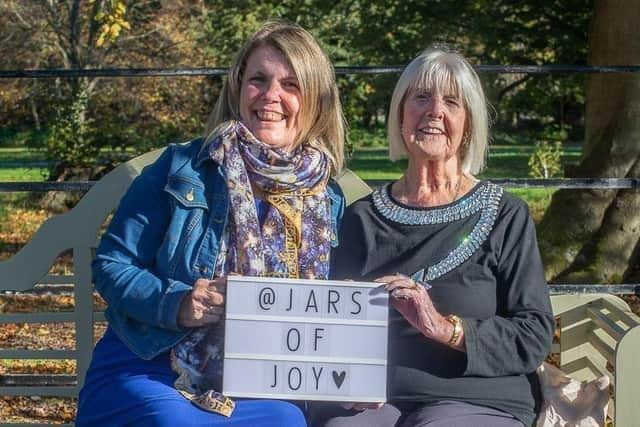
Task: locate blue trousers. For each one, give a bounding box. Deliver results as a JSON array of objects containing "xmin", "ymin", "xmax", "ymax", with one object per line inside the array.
[{"xmin": 77, "ymin": 328, "xmax": 306, "ymax": 427}]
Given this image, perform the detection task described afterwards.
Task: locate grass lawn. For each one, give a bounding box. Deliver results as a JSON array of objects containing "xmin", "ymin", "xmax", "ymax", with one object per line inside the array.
[
  {"xmin": 0, "ymin": 166, "xmax": 47, "ymax": 181},
  {"xmin": 0, "ymin": 143, "xmax": 582, "ymax": 182},
  {"xmin": 0, "ymin": 148, "xmax": 49, "ymax": 181}
]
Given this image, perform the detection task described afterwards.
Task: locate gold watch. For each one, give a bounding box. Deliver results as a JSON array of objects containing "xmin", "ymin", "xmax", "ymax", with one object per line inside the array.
[{"xmin": 445, "ymin": 314, "xmax": 463, "ymax": 346}]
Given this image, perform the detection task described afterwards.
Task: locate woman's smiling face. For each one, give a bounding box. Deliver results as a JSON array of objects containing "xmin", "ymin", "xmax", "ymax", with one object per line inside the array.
[
  {"xmin": 239, "ymin": 45, "xmax": 302, "ymax": 152},
  {"xmin": 401, "ymin": 88, "xmax": 467, "ymax": 163}
]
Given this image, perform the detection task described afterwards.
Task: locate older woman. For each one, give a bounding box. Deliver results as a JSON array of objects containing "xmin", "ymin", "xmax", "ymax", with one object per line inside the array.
[
  {"xmin": 76, "ymin": 21, "xmax": 345, "ymax": 427},
  {"xmin": 323, "ymin": 48, "xmax": 554, "ymax": 427}
]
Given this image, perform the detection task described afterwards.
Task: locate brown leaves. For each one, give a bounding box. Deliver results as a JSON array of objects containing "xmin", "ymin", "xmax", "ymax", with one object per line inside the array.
[
  {"xmin": 0, "ymin": 396, "xmax": 76, "ymax": 423},
  {"xmin": 0, "ymin": 359, "xmax": 76, "ymax": 375},
  {"xmin": 0, "ymin": 290, "xmax": 106, "ymax": 424},
  {"xmin": 0, "ymin": 294, "xmax": 74, "ymax": 313},
  {"xmin": 0, "ymin": 208, "xmax": 50, "ymax": 246},
  {"xmin": 0, "ymin": 321, "xmax": 75, "ymax": 351}
]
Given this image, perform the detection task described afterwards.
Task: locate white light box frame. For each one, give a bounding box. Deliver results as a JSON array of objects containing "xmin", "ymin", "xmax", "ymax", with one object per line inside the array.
[{"xmin": 223, "ymin": 276, "xmax": 389, "ymax": 402}]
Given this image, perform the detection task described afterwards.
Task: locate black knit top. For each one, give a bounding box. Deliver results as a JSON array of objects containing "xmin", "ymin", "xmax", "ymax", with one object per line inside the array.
[{"xmin": 330, "ymin": 182, "xmax": 554, "ymax": 427}]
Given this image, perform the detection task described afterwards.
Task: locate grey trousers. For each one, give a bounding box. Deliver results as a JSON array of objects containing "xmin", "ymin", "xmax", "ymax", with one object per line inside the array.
[{"xmin": 316, "ymin": 400, "xmax": 525, "ymax": 427}]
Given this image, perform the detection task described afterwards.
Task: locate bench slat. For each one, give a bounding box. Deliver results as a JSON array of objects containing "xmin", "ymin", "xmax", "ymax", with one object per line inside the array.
[
  {"xmin": 0, "ymin": 311, "xmax": 105, "ymax": 323},
  {"xmin": 41, "ymin": 275, "xmax": 75, "ymax": 285},
  {"xmin": 586, "ymin": 306, "xmax": 626, "ymax": 341},
  {"xmin": 0, "ymin": 374, "xmax": 76, "ymax": 386},
  {"xmin": 0, "ymin": 350, "xmax": 76, "ymax": 359},
  {"xmin": 0, "ymin": 385, "xmax": 77, "ymax": 397},
  {"xmin": 587, "ymin": 331, "xmax": 615, "ymax": 366},
  {"xmin": 583, "ymin": 356, "xmax": 615, "ymax": 386},
  {"xmin": 0, "ymin": 312, "xmax": 76, "ymax": 323},
  {"xmin": 599, "ymin": 297, "xmax": 640, "ymax": 327}
]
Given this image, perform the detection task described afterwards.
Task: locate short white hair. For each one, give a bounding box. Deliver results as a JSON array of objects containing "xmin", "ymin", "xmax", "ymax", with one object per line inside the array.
[{"xmin": 387, "ymin": 47, "xmax": 490, "ymax": 174}]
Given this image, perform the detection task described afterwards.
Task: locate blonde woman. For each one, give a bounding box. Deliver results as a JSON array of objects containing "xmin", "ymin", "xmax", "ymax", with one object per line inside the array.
[{"xmin": 77, "ymin": 22, "xmax": 345, "ymax": 426}]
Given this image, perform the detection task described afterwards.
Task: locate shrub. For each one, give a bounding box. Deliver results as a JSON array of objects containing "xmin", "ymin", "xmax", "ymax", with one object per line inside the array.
[{"xmin": 528, "ymin": 141, "xmax": 564, "ymax": 178}]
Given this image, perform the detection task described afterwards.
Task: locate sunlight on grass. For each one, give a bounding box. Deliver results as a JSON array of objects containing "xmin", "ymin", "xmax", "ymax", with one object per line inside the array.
[
  {"xmin": 0, "ymin": 167, "xmax": 48, "ymax": 181},
  {"xmin": 506, "ymin": 188, "xmax": 556, "ymax": 221}
]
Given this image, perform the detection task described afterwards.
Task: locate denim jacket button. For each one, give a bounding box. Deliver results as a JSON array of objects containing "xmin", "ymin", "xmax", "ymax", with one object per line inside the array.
[{"xmin": 186, "ymin": 188, "xmax": 195, "ymax": 202}]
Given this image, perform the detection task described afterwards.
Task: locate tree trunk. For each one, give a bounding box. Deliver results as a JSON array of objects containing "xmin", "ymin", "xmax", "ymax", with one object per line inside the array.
[
  {"xmin": 556, "ymin": 158, "xmax": 640, "ymax": 283},
  {"xmin": 538, "ymin": 0, "xmax": 640, "ymax": 281}
]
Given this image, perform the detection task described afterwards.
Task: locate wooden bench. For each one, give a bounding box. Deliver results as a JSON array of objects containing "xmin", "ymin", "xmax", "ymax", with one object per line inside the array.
[{"xmin": 1, "ymin": 148, "xmax": 639, "ymax": 426}]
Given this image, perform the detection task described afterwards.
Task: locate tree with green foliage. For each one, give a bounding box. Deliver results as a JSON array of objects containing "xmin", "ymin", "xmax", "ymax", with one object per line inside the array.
[{"xmin": 1, "ymin": 1, "xmax": 592, "ymax": 174}]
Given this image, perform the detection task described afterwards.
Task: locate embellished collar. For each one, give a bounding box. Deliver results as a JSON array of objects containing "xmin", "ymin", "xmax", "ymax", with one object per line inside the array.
[
  {"xmin": 372, "ymin": 181, "xmax": 504, "ymax": 280},
  {"xmin": 372, "ymin": 181, "xmax": 493, "ymax": 225}
]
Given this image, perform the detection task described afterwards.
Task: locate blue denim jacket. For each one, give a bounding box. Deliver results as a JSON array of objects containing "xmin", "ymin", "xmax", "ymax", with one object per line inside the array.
[{"xmin": 92, "ymin": 138, "xmax": 345, "ymax": 360}]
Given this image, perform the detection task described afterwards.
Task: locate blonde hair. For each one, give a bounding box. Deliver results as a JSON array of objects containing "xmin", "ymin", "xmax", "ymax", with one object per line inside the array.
[
  {"xmin": 387, "ymin": 47, "xmax": 490, "ymax": 174},
  {"xmin": 204, "ymin": 21, "xmax": 345, "ymax": 174}
]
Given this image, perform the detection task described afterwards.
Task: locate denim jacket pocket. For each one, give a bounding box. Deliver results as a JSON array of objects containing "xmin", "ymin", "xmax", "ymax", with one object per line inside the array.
[
  {"xmin": 164, "ymin": 176, "xmax": 208, "ymax": 209},
  {"xmin": 161, "ymin": 177, "xmax": 209, "ymax": 279}
]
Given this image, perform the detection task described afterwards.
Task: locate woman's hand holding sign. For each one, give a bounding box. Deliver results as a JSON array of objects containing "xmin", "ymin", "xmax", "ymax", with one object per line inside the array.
[{"xmin": 178, "ymin": 277, "xmax": 227, "ymax": 327}]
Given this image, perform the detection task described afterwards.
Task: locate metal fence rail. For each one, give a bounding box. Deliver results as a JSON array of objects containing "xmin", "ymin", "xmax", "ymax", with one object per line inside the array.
[
  {"xmin": 3, "ymin": 65, "xmax": 640, "ymax": 79},
  {"xmin": 1, "ymin": 178, "xmax": 639, "ymax": 192}
]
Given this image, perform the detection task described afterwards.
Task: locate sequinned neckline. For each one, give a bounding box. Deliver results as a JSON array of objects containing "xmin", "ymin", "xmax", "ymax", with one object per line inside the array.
[
  {"xmin": 373, "ymin": 181, "xmax": 488, "ymax": 225},
  {"xmin": 372, "ymin": 181, "xmax": 504, "ymax": 280}
]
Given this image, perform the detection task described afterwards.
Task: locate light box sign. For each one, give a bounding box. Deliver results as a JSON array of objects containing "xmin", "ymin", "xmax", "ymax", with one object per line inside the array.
[{"xmin": 223, "ymin": 276, "xmax": 388, "ymax": 402}]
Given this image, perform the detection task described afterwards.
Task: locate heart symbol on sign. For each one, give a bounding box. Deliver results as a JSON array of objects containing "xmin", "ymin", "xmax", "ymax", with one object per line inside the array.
[{"xmin": 332, "ymin": 370, "xmax": 346, "ymax": 388}]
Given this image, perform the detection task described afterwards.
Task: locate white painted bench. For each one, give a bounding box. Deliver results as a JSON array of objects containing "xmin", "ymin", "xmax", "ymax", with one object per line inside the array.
[{"xmin": 1, "ymin": 148, "xmax": 639, "ymax": 426}]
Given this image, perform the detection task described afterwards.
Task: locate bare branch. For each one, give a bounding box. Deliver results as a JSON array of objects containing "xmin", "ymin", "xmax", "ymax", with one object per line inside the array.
[
  {"xmin": 149, "ymin": 39, "xmax": 189, "ymax": 59},
  {"xmin": 36, "ymin": 0, "xmax": 72, "ymax": 56},
  {"xmin": 87, "ymin": 0, "xmax": 104, "ymax": 53},
  {"xmin": 497, "ymin": 75, "xmax": 532, "ymax": 102},
  {"xmin": 68, "ymin": 0, "xmax": 81, "ymax": 67},
  {"xmin": 118, "ymin": 28, "xmax": 161, "ymax": 43},
  {"xmin": 10, "ymin": 4, "xmax": 33, "ymax": 29},
  {"xmin": 48, "ymin": 34, "xmax": 70, "ymax": 68},
  {"xmin": 1, "ymin": 29, "xmax": 17, "ymax": 45}
]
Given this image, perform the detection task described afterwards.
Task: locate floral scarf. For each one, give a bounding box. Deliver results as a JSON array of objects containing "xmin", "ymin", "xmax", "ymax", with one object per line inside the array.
[{"xmin": 171, "ymin": 120, "xmax": 332, "ymax": 415}]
